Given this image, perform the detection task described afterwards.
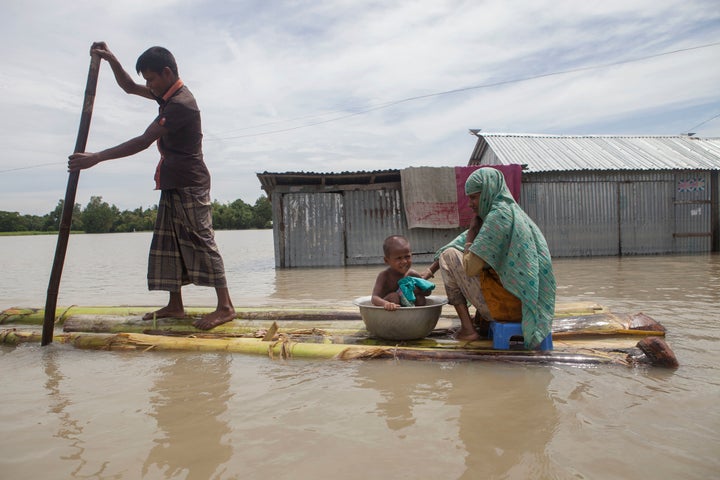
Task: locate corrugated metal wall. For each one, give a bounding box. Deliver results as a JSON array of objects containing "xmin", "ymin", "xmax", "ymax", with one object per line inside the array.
[
  {"xmin": 522, "ymin": 179, "xmax": 618, "ymax": 256},
  {"xmin": 345, "ymin": 188, "xmax": 405, "ymax": 265},
  {"xmin": 673, "ymin": 171, "xmax": 712, "ymax": 252},
  {"xmin": 618, "ymin": 180, "xmax": 675, "ymax": 254},
  {"xmin": 276, "ymin": 192, "xmax": 345, "ymax": 267},
  {"xmin": 272, "ymin": 185, "xmax": 462, "ymax": 267},
  {"xmin": 521, "ymin": 171, "xmax": 713, "ymax": 257},
  {"xmin": 344, "ymin": 188, "xmax": 461, "ymax": 265},
  {"xmin": 268, "ymin": 169, "xmax": 715, "ymax": 266}
]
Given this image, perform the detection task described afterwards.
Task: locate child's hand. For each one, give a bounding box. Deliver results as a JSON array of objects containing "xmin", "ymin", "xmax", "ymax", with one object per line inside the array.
[{"xmin": 383, "ymin": 302, "xmax": 399, "ymax": 311}]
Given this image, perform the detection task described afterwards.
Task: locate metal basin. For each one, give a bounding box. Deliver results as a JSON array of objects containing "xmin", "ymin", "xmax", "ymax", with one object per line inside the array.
[{"xmin": 353, "ymin": 295, "xmax": 449, "ymax": 341}]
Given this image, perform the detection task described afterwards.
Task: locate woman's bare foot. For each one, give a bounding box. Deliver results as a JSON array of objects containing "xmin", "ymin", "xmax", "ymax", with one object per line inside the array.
[
  {"xmin": 453, "ymin": 328, "xmax": 480, "ymax": 342},
  {"xmin": 142, "ymin": 307, "xmax": 186, "ymax": 321},
  {"xmin": 193, "ymin": 307, "xmax": 236, "ymax": 330}
]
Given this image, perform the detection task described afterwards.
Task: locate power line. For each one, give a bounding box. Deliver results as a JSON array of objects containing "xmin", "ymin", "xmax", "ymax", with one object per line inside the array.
[
  {"xmin": 3, "ymin": 41, "xmax": 719, "ymax": 173},
  {"xmin": 0, "ymin": 162, "xmax": 63, "ymax": 174},
  {"xmin": 210, "ymin": 41, "xmax": 720, "ymax": 140},
  {"xmin": 687, "ymin": 111, "xmax": 720, "ymax": 133}
]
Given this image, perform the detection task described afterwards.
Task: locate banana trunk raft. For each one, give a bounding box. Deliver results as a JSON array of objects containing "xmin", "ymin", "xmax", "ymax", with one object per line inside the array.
[{"xmin": 0, "ymin": 302, "xmax": 678, "ymax": 368}]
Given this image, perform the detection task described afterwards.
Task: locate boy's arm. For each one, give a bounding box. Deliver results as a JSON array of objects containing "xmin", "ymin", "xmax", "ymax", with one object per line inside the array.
[
  {"xmin": 91, "ymin": 42, "xmax": 154, "ymax": 99},
  {"xmin": 371, "ymin": 272, "xmax": 388, "ymax": 306},
  {"xmin": 371, "ymin": 271, "xmax": 397, "ymax": 310},
  {"xmin": 408, "ymin": 269, "xmax": 423, "ymax": 278},
  {"xmin": 68, "ymin": 120, "xmax": 166, "ymax": 171}
]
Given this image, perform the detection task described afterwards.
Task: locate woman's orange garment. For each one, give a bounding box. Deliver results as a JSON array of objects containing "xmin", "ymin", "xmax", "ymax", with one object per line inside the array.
[
  {"xmin": 480, "ymin": 268, "xmax": 522, "ymax": 322},
  {"xmin": 463, "ymin": 250, "xmax": 521, "ymax": 322}
]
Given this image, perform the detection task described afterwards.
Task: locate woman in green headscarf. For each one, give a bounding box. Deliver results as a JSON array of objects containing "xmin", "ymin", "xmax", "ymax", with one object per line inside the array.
[{"xmin": 422, "ymin": 168, "xmax": 556, "ymax": 348}]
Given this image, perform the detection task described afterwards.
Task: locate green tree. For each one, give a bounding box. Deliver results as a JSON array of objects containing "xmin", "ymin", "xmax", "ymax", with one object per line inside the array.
[
  {"xmin": 251, "ymin": 195, "xmax": 272, "ymax": 228},
  {"xmin": 44, "ymin": 199, "xmax": 83, "ymax": 231},
  {"xmin": 81, "ymin": 196, "xmax": 118, "ymax": 233},
  {"xmin": 230, "ymin": 198, "xmax": 254, "ymax": 228},
  {"xmin": 211, "ymin": 201, "xmax": 229, "ymax": 229},
  {"xmin": 2, "ymin": 194, "xmax": 271, "ymax": 233},
  {"xmin": 211, "ymin": 201, "xmax": 235, "ymax": 229},
  {"xmin": 210, "ymin": 197, "xmax": 273, "ymax": 230},
  {"xmin": 212, "ymin": 199, "xmax": 253, "ymax": 230},
  {"xmin": 114, "ymin": 206, "xmax": 157, "ymax": 232},
  {"xmin": 24, "ymin": 214, "xmax": 45, "ymax": 231},
  {"xmin": 0, "ymin": 211, "xmax": 28, "ymax": 232}
]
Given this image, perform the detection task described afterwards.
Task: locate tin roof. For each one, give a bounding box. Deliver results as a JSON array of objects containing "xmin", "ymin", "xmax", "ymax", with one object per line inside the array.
[
  {"xmin": 469, "ymin": 133, "xmax": 720, "ymax": 172},
  {"xmin": 256, "ymin": 169, "xmax": 400, "ymax": 194}
]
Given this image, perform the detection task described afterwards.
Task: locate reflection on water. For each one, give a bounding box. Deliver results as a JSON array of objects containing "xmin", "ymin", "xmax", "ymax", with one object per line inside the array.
[
  {"xmin": 43, "ymin": 350, "xmax": 88, "ymax": 477},
  {"xmin": 355, "ymin": 361, "xmax": 558, "ymax": 479},
  {"xmin": 1, "ymin": 232, "xmax": 719, "ymax": 479},
  {"xmin": 143, "ymin": 354, "xmax": 233, "ymax": 479},
  {"xmin": 450, "ymin": 367, "xmax": 557, "ymax": 479}
]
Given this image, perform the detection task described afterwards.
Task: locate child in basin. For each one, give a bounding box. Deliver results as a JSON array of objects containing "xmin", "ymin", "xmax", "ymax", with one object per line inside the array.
[{"xmin": 371, "ymin": 235, "xmax": 435, "ymax": 311}]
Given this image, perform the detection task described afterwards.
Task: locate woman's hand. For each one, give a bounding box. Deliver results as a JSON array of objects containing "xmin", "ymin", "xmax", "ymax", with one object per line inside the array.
[
  {"xmin": 467, "ymin": 215, "xmax": 482, "ymax": 244},
  {"xmin": 421, "ymin": 260, "xmax": 439, "ymax": 280}
]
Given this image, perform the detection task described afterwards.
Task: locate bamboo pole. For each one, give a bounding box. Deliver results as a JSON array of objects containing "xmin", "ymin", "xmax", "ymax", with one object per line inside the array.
[
  {"xmin": 1, "ymin": 330, "xmax": 626, "ymax": 365},
  {"xmin": 52, "ymin": 311, "xmax": 665, "ymax": 339},
  {"xmin": 0, "ymin": 329, "xmax": 678, "ymax": 368},
  {"xmin": 41, "ymin": 52, "xmax": 101, "ymax": 346},
  {"xmin": 4, "ymin": 301, "xmax": 608, "ymax": 326}
]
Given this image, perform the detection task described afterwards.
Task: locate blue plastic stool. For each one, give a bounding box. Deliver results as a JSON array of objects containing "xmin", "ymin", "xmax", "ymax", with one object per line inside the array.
[{"xmin": 488, "ymin": 321, "xmax": 553, "ymax": 350}]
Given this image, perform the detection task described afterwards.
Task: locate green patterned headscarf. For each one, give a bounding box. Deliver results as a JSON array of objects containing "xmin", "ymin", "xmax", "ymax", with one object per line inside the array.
[{"xmin": 465, "ymin": 168, "xmax": 556, "ymax": 348}]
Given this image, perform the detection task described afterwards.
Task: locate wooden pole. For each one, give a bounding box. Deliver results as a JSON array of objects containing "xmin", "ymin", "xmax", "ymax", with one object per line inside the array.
[{"xmin": 41, "ymin": 52, "xmax": 101, "ymax": 346}]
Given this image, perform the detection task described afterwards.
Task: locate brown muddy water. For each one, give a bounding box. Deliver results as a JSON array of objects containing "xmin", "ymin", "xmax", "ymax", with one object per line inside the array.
[{"xmin": 1, "ymin": 230, "xmax": 718, "ymax": 479}]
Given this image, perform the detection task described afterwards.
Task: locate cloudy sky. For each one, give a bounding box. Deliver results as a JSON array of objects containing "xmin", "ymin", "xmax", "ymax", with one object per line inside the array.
[{"xmin": 1, "ymin": 0, "xmax": 719, "ymax": 215}]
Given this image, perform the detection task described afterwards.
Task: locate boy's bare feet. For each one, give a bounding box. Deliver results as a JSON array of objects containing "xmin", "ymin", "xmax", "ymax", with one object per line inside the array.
[
  {"xmin": 142, "ymin": 307, "xmax": 186, "ymax": 321},
  {"xmin": 193, "ymin": 307, "xmax": 236, "ymax": 330}
]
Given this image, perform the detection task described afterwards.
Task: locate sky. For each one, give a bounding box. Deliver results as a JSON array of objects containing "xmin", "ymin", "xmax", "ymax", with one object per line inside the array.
[{"xmin": 1, "ymin": 0, "xmax": 719, "ymax": 216}]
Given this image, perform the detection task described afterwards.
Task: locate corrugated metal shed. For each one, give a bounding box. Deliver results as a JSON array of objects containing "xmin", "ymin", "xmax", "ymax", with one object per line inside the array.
[
  {"xmin": 470, "ymin": 133, "xmax": 720, "ymax": 171},
  {"xmin": 256, "ymin": 170, "xmax": 462, "ymax": 267},
  {"xmin": 257, "ymin": 133, "xmax": 720, "ymax": 266},
  {"xmin": 468, "ymin": 132, "xmax": 719, "ymax": 256}
]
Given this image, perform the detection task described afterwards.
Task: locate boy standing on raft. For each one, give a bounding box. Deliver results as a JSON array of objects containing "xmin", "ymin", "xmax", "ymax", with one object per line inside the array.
[{"xmin": 68, "ymin": 42, "xmax": 235, "ymax": 330}]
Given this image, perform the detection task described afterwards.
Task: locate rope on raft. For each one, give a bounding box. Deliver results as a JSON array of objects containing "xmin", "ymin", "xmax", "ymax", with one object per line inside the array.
[{"xmin": 268, "ymin": 333, "xmax": 294, "ymax": 360}]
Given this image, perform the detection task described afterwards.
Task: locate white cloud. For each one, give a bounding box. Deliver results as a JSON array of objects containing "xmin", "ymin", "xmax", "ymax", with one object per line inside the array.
[{"xmin": 1, "ymin": 0, "xmax": 719, "ymax": 215}]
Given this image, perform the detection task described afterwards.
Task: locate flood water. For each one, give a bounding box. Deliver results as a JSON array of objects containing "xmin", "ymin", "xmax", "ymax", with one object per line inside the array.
[{"xmin": 1, "ymin": 230, "xmax": 718, "ymax": 479}]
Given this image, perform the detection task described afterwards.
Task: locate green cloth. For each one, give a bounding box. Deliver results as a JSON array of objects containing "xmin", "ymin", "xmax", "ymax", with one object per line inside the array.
[
  {"xmin": 397, "ymin": 276, "xmax": 435, "ymax": 306},
  {"xmin": 435, "ymin": 168, "xmax": 556, "ymax": 348}
]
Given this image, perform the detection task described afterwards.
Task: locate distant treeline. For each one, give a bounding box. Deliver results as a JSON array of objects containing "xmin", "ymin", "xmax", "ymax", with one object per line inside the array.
[{"xmin": 0, "ymin": 195, "xmax": 272, "ymax": 233}]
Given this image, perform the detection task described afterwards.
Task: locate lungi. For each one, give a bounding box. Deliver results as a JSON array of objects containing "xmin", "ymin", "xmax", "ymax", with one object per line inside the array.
[{"xmin": 148, "ymin": 187, "xmax": 227, "ymax": 291}]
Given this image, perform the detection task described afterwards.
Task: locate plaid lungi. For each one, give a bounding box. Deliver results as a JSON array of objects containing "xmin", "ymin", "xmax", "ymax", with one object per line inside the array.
[{"xmin": 148, "ymin": 187, "xmax": 227, "ymax": 291}]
